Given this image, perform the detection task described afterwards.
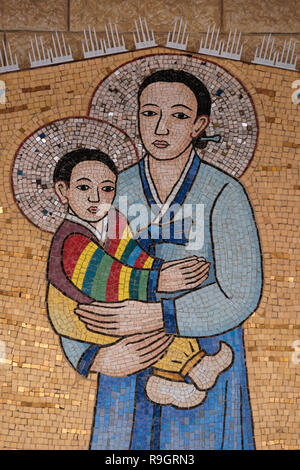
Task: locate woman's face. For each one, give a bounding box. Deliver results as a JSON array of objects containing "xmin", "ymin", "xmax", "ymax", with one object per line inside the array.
[{"xmin": 138, "ymin": 81, "xmax": 209, "ymax": 160}]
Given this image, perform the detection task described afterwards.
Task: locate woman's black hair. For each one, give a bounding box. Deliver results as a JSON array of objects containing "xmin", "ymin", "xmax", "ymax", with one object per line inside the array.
[
  {"xmin": 138, "ymin": 69, "xmax": 212, "ymax": 149},
  {"xmin": 53, "ymin": 148, "xmax": 118, "ymax": 185}
]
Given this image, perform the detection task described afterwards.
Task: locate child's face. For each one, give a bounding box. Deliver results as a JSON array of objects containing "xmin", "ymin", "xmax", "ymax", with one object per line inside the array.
[{"xmin": 55, "ymin": 160, "xmax": 116, "ymax": 223}]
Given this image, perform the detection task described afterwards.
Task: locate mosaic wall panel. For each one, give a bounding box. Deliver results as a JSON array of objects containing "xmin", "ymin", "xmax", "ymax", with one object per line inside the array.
[{"xmin": 0, "ymin": 46, "xmax": 299, "ymax": 450}]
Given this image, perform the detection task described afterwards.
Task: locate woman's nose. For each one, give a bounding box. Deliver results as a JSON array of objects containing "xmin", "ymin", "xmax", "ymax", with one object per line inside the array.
[
  {"xmin": 88, "ymin": 187, "xmax": 100, "ymax": 203},
  {"xmin": 155, "ymin": 113, "xmax": 169, "ymax": 136}
]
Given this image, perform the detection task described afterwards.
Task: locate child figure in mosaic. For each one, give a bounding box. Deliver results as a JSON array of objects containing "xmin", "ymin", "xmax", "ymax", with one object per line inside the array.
[{"xmin": 47, "ymin": 148, "xmax": 233, "ymax": 408}]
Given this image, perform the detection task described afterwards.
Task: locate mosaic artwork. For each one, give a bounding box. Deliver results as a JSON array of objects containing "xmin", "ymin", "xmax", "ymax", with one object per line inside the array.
[
  {"xmin": 8, "ymin": 53, "xmax": 262, "ymax": 449},
  {"xmin": 89, "ymin": 54, "xmax": 258, "ymax": 178},
  {"xmin": 0, "ymin": 37, "xmax": 299, "ymax": 450}
]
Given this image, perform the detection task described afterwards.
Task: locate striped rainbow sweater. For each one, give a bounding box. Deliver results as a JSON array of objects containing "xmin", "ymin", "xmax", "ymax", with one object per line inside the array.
[{"xmin": 47, "ymin": 209, "xmax": 163, "ymax": 305}]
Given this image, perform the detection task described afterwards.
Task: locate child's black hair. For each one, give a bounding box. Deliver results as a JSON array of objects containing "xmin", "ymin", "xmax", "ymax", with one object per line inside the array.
[
  {"xmin": 53, "ymin": 148, "xmax": 118, "ymax": 186},
  {"xmin": 138, "ymin": 69, "xmax": 211, "ymax": 149}
]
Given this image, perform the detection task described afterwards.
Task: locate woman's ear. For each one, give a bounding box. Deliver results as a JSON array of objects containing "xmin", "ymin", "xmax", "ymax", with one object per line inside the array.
[
  {"xmin": 54, "ymin": 181, "xmax": 69, "ymax": 205},
  {"xmin": 191, "ymin": 115, "xmax": 210, "ymax": 139}
]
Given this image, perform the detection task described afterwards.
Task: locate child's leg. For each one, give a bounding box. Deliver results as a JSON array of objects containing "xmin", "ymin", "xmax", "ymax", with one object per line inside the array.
[
  {"xmin": 152, "ymin": 336, "xmax": 233, "ymax": 389},
  {"xmin": 186, "ymin": 342, "xmax": 233, "ymax": 390},
  {"xmin": 146, "ymin": 375, "xmax": 207, "ymax": 409},
  {"xmin": 145, "ymin": 337, "xmax": 233, "ymax": 408},
  {"xmin": 146, "ymin": 338, "xmax": 207, "ymax": 408},
  {"xmin": 152, "ymin": 337, "xmax": 205, "ymax": 380},
  {"xmin": 47, "ymin": 284, "xmax": 118, "ymax": 346}
]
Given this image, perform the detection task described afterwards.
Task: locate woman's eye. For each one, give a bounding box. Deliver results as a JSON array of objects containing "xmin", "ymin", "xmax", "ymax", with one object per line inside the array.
[
  {"xmin": 172, "ymin": 112, "xmax": 190, "ymax": 120},
  {"xmin": 102, "ymin": 186, "xmax": 115, "ymax": 193},
  {"xmin": 76, "ymin": 184, "xmax": 90, "ymax": 191},
  {"xmin": 141, "ymin": 110, "xmax": 157, "ymax": 117}
]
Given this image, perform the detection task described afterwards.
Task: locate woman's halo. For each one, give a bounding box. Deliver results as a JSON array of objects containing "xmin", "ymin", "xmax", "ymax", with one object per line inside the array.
[
  {"xmin": 88, "ymin": 53, "xmax": 258, "ymax": 178},
  {"xmin": 12, "ymin": 54, "xmax": 258, "ymax": 233}
]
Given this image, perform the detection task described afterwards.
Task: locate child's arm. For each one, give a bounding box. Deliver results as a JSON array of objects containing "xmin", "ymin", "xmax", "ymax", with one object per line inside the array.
[
  {"xmin": 104, "ymin": 210, "xmax": 163, "ymax": 271},
  {"xmin": 47, "ymin": 226, "xmax": 208, "ymax": 344},
  {"xmin": 46, "ymin": 231, "xmax": 162, "ymax": 346},
  {"xmin": 63, "ymin": 233, "xmax": 162, "ymax": 303}
]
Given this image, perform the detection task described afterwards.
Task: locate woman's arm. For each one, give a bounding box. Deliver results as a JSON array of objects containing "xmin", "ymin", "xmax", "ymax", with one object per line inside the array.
[
  {"xmin": 60, "ymin": 332, "xmax": 173, "ymax": 377},
  {"xmin": 161, "ymin": 180, "xmax": 263, "ymax": 336},
  {"xmin": 60, "ymin": 336, "xmax": 100, "ymax": 377},
  {"xmin": 75, "ymin": 180, "xmax": 262, "ymax": 338}
]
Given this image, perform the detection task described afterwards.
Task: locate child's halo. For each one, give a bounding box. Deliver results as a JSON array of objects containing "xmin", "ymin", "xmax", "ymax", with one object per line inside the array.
[{"xmin": 11, "ymin": 116, "xmax": 138, "ymax": 233}]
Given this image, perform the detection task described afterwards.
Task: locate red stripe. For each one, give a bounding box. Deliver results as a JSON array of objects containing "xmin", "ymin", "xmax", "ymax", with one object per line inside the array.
[
  {"xmin": 134, "ymin": 250, "xmax": 150, "ymax": 268},
  {"xmin": 106, "ymin": 260, "xmax": 123, "ymax": 301},
  {"xmin": 63, "ymin": 234, "xmax": 91, "ymax": 279},
  {"xmin": 105, "ymin": 211, "xmax": 128, "ymax": 257},
  {"xmin": 105, "ymin": 211, "xmax": 120, "ymax": 256}
]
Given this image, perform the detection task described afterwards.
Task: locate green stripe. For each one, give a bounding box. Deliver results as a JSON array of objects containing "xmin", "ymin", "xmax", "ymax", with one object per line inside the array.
[
  {"xmin": 129, "ymin": 268, "xmax": 142, "ymax": 300},
  {"xmin": 82, "ymin": 248, "xmax": 105, "ymax": 296},
  {"xmin": 120, "ymin": 238, "xmax": 138, "ymax": 265},
  {"xmin": 138, "ymin": 270, "xmax": 149, "ymax": 301},
  {"xmin": 90, "ymin": 253, "xmax": 114, "ymax": 301}
]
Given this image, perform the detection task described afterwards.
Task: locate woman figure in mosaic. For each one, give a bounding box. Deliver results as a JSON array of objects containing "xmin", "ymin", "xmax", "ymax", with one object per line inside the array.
[{"xmin": 60, "ymin": 69, "xmax": 263, "ymax": 450}]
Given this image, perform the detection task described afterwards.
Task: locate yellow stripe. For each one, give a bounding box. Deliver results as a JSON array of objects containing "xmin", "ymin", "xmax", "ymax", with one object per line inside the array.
[
  {"xmin": 114, "ymin": 224, "xmax": 133, "ymax": 261},
  {"xmin": 143, "ymin": 257, "xmax": 154, "ymax": 269},
  {"xmin": 72, "ymin": 242, "xmax": 98, "ymax": 289},
  {"xmin": 118, "ymin": 265, "xmax": 132, "ymax": 300},
  {"xmin": 47, "ymin": 284, "xmax": 119, "ymax": 345},
  {"xmin": 73, "ymin": 243, "xmax": 97, "ymax": 289}
]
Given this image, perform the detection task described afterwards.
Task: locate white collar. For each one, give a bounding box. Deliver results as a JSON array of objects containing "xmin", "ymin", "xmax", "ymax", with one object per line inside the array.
[
  {"xmin": 144, "ymin": 149, "xmax": 196, "ymax": 224},
  {"xmin": 66, "ymin": 212, "xmax": 108, "ymax": 243}
]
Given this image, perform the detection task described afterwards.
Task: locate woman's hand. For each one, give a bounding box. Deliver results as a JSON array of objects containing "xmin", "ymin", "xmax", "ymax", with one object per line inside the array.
[
  {"xmin": 90, "ymin": 331, "xmax": 173, "ymax": 376},
  {"xmin": 158, "ymin": 256, "xmax": 210, "ymax": 292},
  {"xmin": 75, "ymin": 300, "xmax": 164, "ymax": 336}
]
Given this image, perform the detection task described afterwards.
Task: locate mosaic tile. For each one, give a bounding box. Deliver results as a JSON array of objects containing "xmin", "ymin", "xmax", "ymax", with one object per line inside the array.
[
  {"xmin": 12, "ymin": 118, "xmax": 139, "ymax": 232},
  {"xmin": 0, "ymin": 45, "xmax": 299, "ymax": 451},
  {"xmin": 89, "ymin": 54, "xmax": 258, "ymax": 177}
]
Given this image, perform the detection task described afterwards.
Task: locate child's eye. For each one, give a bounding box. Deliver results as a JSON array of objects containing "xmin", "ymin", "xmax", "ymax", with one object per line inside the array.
[
  {"xmin": 76, "ymin": 184, "xmax": 90, "ymax": 191},
  {"xmin": 172, "ymin": 112, "xmax": 190, "ymax": 120},
  {"xmin": 102, "ymin": 186, "xmax": 115, "ymax": 192},
  {"xmin": 141, "ymin": 110, "xmax": 157, "ymax": 117}
]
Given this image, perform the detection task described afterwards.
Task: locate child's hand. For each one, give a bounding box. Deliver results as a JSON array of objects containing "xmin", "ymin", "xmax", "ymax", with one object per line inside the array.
[{"xmin": 158, "ymin": 256, "xmax": 210, "ymax": 292}]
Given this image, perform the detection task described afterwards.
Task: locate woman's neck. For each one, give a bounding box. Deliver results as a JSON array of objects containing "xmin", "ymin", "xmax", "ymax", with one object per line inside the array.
[{"xmin": 148, "ymin": 145, "xmax": 193, "ymax": 204}]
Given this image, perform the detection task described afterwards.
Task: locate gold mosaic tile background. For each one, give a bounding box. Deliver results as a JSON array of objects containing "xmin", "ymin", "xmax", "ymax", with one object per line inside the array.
[{"xmin": 0, "ymin": 46, "xmax": 299, "ymax": 449}]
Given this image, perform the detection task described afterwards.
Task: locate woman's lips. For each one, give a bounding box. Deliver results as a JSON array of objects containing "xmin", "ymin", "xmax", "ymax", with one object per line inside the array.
[
  {"xmin": 153, "ymin": 140, "xmax": 170, "ymax": 148},
  {"xmin": 88, "ymin": 206, "xmax": 98, "ymax": 214}
]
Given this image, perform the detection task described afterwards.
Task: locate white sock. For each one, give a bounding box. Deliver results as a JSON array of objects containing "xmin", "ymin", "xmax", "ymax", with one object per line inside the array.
[
  {"xmin": 187, "ymin": 341, "xmax": 233, "ymax": 390},
  {"xmin": 145, "ymin": 375, "xmax": 207, "ymax": 409}
]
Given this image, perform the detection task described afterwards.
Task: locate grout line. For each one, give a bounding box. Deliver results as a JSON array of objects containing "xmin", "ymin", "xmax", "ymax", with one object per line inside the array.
[
  {"xmin": 67, "ymin": 0, "xmax": 70, "ymax": 32},
  {"xmin": 243, "ymin": 32, "xmax": 300, "ymax": 36},
  {"xmin": 220, "ymin": 0, "xmax": 224, "ymax": 32},
  {"xmin": 1, "ymin": 29, "xmax": 67, "ymax": 34},
  {"xmin": 1, "ymin": 29, "xmax": 300, "ymax": 37}
]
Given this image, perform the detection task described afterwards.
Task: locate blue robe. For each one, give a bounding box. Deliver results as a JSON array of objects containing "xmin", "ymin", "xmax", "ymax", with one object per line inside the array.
[{"xmin": 60, "ymin": 151, "xmax": 263, "ymax": 450}]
